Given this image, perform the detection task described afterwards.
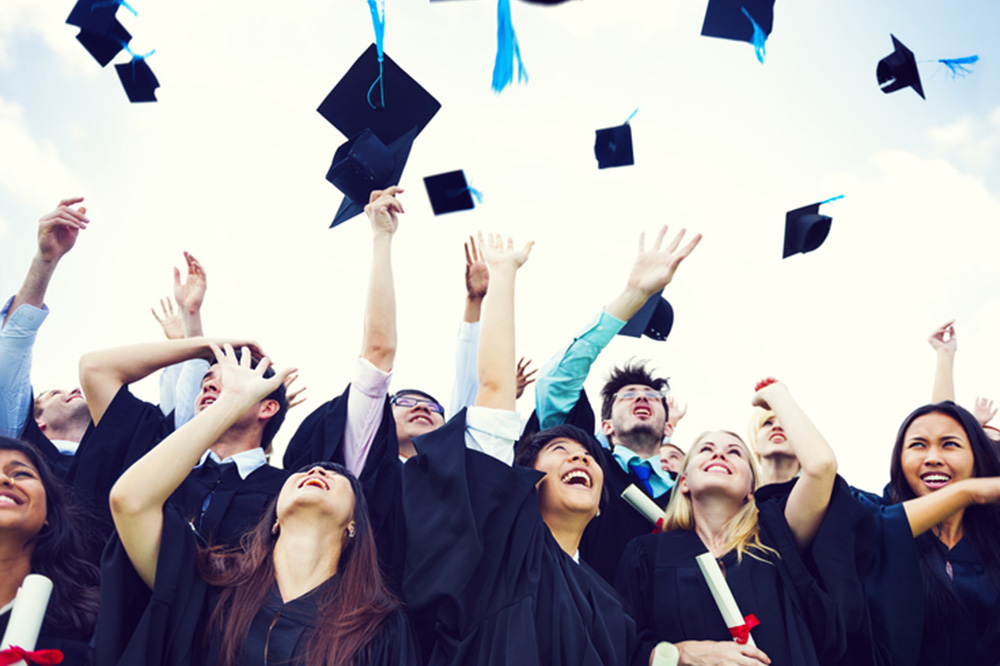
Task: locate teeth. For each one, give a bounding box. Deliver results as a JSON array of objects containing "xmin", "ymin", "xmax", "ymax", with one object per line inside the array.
[
  {"xmin": 0, "ymin": 496, "xmax": 16, "ymax": 505},
  {"xmin": 560, "ymin": 470, "xmax": 592, "ymax": 487},
  {"xmin": 923, "ymin": 474, "xmax": 950, "ymax": 483},
  {"xmin": 303, "ymin": 478, "xmax": 327, "ymax": 490},
  {"xmin": 705, "ymin": 464, "xmax": 730, "ymax": 474}
]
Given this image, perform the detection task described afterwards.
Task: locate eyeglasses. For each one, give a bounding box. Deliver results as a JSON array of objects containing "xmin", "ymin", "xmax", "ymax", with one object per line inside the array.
[
  {"xmin": 613, "ymin": 389, "xmax": 664, "ymax": 402},
  {"xmin": 391, "ymin": 395, "xmax": 445, "ymax": 414}
]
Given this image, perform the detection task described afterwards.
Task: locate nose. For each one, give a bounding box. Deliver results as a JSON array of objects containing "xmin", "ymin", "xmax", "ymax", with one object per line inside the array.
[
  {"xmin": 922, "ymin": 447, "xmax": 944, "ymax": 466},
  {"xmin": 569, "ymin": 452, "xmax": 591, "ymax": 465},
  {"xmin": 305, "ymin": 466, "xmax": 329, "ymax": 477}
]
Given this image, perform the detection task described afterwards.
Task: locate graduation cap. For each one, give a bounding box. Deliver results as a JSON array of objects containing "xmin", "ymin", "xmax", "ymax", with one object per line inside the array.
[
  {"xmin": 66, "ymin": 0, "xmax": 133, "ymax": 34},
  {"xmin": 701, "ymin": 0, "xmax": 774, "ymax": 62},
  {"xmin": 317, "ymin": 44, "xmax": 441, "ymax": 145},
  {"xmin": 115, "ymin": 56, "xmax": 159, "ymax": 102},
  {"xmin": 326, "ymin": 127, "xmax": 418, "ymax": 228},
  {"xmin": 74, "ymin": 20, "xmax": 131, "ymax": 67},
  {"xmin": 620, "ymin": 291, "xmax": 674, "ymax": 341},
  {"xmin": 877, "ymin": 35, "xmax": 925, "ymax": 99},
  {"xmin": 783, "ymin": 196, "xmax": 842, "ymax": 258},
  {"xmin": 423, "ymin": 170, "xmax": 479, "ymax": 215},
  {"xmin": 595, "ymin": 123, "xmax": 634, "ymax": 169}
]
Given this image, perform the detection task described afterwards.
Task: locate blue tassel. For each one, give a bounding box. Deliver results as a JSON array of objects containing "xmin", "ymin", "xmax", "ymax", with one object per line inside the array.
[
  {"xmin": 367, "ymin": 0, "xmax": 386, "ymax": 109},
  {"xmin": 741, "ymin": 6, "xmax": 766, "ymax": 64},
  {"xmin": 624, "ymin": 107, "xmax": 639, "ymax": 125},
  {"xmin": 818, "ymin": 194, "xmax": 844, "ymax": 206},
  {"xmin": 938, "ymin": 55, "xmax": 979, "ymax": 78},
  {"xmin": 92, "ymin": 0, "xmax": 138, "ymax": 16},
  {"xmin": 446, "ymin": 186, "xmax": 485, "ymax": 204},
  {"xmin": 492, "ymin": 0, "xmax": 527, "ymax": 93},
  {"xmin": 117, "ymin": 38, "xmax": 154, "ymax": 60}
]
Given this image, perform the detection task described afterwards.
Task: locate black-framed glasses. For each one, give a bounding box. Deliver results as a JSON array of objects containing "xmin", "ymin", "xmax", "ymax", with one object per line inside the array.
[
  {"xmin": 613, "ymin": 389, "xmax": 664, "ymax": 402},
  {"xmin": 391, "ymin": 395, "xmax": 445, "ymax": 414}
]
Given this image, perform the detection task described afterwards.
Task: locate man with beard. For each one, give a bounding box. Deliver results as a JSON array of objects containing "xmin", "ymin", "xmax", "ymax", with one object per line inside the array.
[{"xmin": 530, "ymin": 225, "xmax": 701, "ymax": 584}]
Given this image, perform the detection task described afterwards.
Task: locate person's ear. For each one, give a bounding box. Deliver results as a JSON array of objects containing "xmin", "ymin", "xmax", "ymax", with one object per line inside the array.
[
  {"xmin": 257, "ymin": 399, "xmax": 280, "ymax": 420},
  {"xmin": 601, "ymin": 419, "xmax": 615, "ymax": 437},
  {"xmin": 663, "ymin": 422, "xmax": 675, "ymax": 438}
]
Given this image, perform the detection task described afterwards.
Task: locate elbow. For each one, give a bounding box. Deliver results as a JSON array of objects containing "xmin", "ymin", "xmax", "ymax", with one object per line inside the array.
[
  {"xmin": 108, "ymin": 478, "xmax": 150, "ymax": 522},
  {"xmin": 802, "ymin": 455, "xmax": 838, "ymax": 482}
]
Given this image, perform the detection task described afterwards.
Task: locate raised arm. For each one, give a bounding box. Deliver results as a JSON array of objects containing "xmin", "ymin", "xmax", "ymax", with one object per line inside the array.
[
  {"xmin": 475, "ymin": 232, "xmax": 533, "ymax": 411},
  {"xmin": 928, "ymin": 320, "xmax": 957, "ymax": 403},
  {"xmin": 753, "ymin": 380, "xmax": 838, "ymax": 551},
  {"xmin": 108, "ymin": 343, "xmax": 292, "ymax": 588},
  {"xmin": 361, "ymin": 187, "xmax": 402, "ymax": 372},
  {"xmin": 903, "ymin": 476, "xmax": 1000, "ymax": 537},
  {"xmin": 449, "ymin": 237, "xmax": 489, "ymax": 415},
  {"xmin": 174, "ymin": 251, "xmax": 207, "ymax": 338}
]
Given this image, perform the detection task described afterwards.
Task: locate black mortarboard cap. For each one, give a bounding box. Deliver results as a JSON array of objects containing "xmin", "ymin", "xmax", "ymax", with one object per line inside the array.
[
  {"xmin": 619, "ymin": 291, "xmax": 674, "ymax": 341},
  {"xmin": 783, "ymin": 203, "xmax": 832, "ymax": 258},
  {"xmin": 327, "ymin": 126, "xmax": 418, "ymax": 228},
  {"xmin": 595, "ymin": 124, "xmax": 634, "ymax": 169},
  {"xmin": 66, "ymin": 0, "xmax": 121, "ymax": 33},
  {"xmin": 423, "ymin": 170, "xmax": 476, "ymax": 215},
  {"xmin": 115, "ymin": 58, "xmax": 159, "ymax": 103},
  {"xmin": 877, "ymin": 34, "xmax": 925, "ymax": 100},
  {"xmin": 701, "ymin": 0, "xmax": 774, "ymax": 43},
  {"xmin": 75, "ymin": 21, "xmax": 131, "ymax": 68},
  {"xmin": 317, "ymin": 44, "xmax": 441, "ymax": 145}
]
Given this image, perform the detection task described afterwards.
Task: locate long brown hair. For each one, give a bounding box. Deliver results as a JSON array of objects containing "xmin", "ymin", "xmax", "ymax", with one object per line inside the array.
[{"xmin": 196, "ymin": 462, "xmax": 399, "ymax": 666}]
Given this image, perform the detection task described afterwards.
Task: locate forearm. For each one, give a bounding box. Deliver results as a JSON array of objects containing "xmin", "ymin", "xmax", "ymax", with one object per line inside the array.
[
  {"xmin": 463, "ymin": 295, "xmax": 483, "ymax": 324},
  {"xmin": 449, "ymin": 322, "xmax": 479, "ymax": 416},
  {"xmin": 931, "ymin": 351, "xmax": 956, "ymax": 403},
  {"xmin": 4, "ymin": 254, "xmax": 59, "ymax": 327},
  {"xmin": 604, "ymin": 284, "xmax": 652, "ymax": 322},
  {"xmin": 476, "ymin": 267, "xmax": 516, "ymax": 410},
  {"xmin": 361, "ymin": 234, "xmax": 396, "ymax": 372},
  {"xmin": 181, "ymin": 309, "xmax": 204, "ymax": 338},
  {"xmin": 902, "ymin": 479, "xmax": 976, "ymax": 537}
]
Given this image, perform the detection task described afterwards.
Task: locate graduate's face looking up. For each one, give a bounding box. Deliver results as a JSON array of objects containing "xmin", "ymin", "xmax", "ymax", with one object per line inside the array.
[
  {"xmin": 602, "ymin": 384, "xmax": 668, "ymax": 448},
  {"xmin": 659, "ymin": 443, "xmax": 684, "ymax": 473},
  {"xmin": 533, "ymin": 438, "xmax": 603, "ymax": 519},
  {"xmin": 0, "ymin": 449, "xmax": 47, "ymax": 541},
  {"xmin": 901, "ymin": 413, "xmax": 975, "ymax": 498},
  {"xmin": 754, "ymin": 415, "xmax": 792, "ymax": 460},
  {"xmin": 391, "ymin": 392, "xmax": 445, "ymax": 443},
  {"xmin": 276, "ymin": 465, "xmax": 356, "ymax": 532},
  {"xmin": 34, "ymin": 388, "xmax": 89, "ymax": 433},
  {"xmin": 679, "ymin": 432, "xmax": 754, "ymax": 502}
]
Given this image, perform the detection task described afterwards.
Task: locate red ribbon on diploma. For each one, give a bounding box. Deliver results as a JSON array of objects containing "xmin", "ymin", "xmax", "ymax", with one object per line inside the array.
[
  {"xmin": 0, "ymin": 646, "xmax": 64, "ymax": 666},
  {"xmin": 654, "ymin": 517, "xmax": 665, "ymax": 533},
  {"xmin": 728, "ymin": 614, "xmax": 760, "ymax": 644}
]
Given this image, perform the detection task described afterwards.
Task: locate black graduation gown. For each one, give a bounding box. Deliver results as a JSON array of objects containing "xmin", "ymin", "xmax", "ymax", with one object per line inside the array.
[
  {"xmin": 0, "ymin": 610, "xmax": 92, "ymax": 665},
  {"xmin": 95, "ymin": 505, "xmax": 420, "ymax": 666},
  {"xmin": 283, "ymin": 384, "xmax": 406, "ymax": 590},
  {"xmin": 617, "ymin": 492, "xmax": 851, "ymax": 666},
  {"xmin": 403, "ymin": 410, "xmax": 638, "ymax": 666}
]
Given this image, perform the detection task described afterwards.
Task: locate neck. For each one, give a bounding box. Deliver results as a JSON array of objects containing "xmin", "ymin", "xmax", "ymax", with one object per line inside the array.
[
  {"xmin": 210, "ymin": 428, "xmax": 262, "ymax": 461},
  {"xmin": 933, "ymin": 510, "xmax": 965, "ymax": 549},
  {"xmin": 758, "ymin": 454, "xmax": 800, "ymax": 485},
  {"xmin": 0, "ymin": 539, "xmax": 33, "ymax": 608},
  {"xmin": 398, "ymin": 438, "xmax": 416, "ymax": 460},
  {"xmin": 540, "ymin": 509, "xmax": 591, "ymax": 558},
  {"xmin": 272, "ymin": 523, "xmax": 343, "ymax": 603},
  {"xmin": 613, "ymin": 432, "xmax": 660, "ymax": 459},
  {"xmin": 690, "ymin": 494, "xmax": 743, "ymax": 558},
  {"xmin": 44, "ymin": 419, "xmax": 88, "ymax": 444}
]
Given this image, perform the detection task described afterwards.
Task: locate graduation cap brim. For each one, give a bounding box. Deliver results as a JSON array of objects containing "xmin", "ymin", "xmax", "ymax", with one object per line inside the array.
[
  {"xmin": 877, "ymin": 34, "xmax": 925, "ymax": 100},
  {"xmin": 701, "ymin": 0, "xmax": 775, "ymax": 43},
  {"xmin": 329, "ymin": 126, "xmax": 418, "ymax": 228},
  {"xmin": 66, "ymin": 0, "xmax": 120, "ymax": 33},
  {"xmin": 783, "ymin": 203, "xmax": 832, "ymax": 258},
  {"xmin": 75, "ymin": 21, "xmax": 131, "ymax": 67},
  {"xmin": 595, "ymin": 124, "xmax": 634, "ymax": 169},
  {"xmin": 423, "ymin": 170, "xmax": 475, "ymax": 215},
  {"xmin": 115, "ymin": 58, "xmax": 159, "ymax": 103},
  {"xmin": 317, "ymin": 44, "xmax": 441, "ymax": 146},
  {"xmin": 620, "ymin": 292, "xmax": 674, "ymax": 341}
]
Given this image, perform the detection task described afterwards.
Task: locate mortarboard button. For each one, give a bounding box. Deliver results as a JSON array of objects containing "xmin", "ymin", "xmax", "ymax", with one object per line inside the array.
[
  {"xmin": 877, "ymin": 34, "xmax": 925, "ymax": 100},
  {"xmin": 620, "ymin": 291, "xmax": 674, "ymax": 341},
  {"xmin": 701, "ymin": 0, "xmax": 774, "ymax": 44},
  {"xmin": 317, "ymin": 44, "xmax": 441, "ymax": 145},
  {"xmin": 423, "ymin": 170, "xmax": 477, "ymax": 215},
  {"xmin": 326, "ymin": 126, "xmax": 418, "ymax": 228},
  {"xmin": 783, "ymin": 203, "xmax": 832, "ymax": 258},
  {"xmin": 75, "ymin": 20, "xmax": 131, "ymax": 68},
  {"xmin": 595, "ymin": 124, "xmax": 634, "ymax": 169},
  {"xmin": 115, "ymin": 57, "xmax": 159, "ymax": 102}
]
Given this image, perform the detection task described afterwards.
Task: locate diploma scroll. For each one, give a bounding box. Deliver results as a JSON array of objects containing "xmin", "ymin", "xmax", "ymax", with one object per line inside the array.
[
  {"xmin": 620, "ymin": 484, "xmax": 668, "ymax": 531},
  {"xmin": 0, "ymin": 574, "xmax": 54, "ymax": 666},
  {"xmin": 695, "ymin": 552, "xmax": 758, "ymax": 648},
  {"xmin": 651, "ymin": 641, "xmax": 679, "ymax": 666}
]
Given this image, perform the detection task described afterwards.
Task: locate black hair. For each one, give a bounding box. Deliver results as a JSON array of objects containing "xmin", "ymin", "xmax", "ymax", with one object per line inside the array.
[
  {"xmin": 391, "ymin": 389, "xmax": 445, "ymax": 418},
  {"xmin": 515, "ymin": 424, "xmax": 610, "ymax": 507},
  {"xmin": 0, "ymin": 437, "xmax": 99, "ymax": 635},
  {"xmin": 208, "ymin": 349, "xmax": 288, "ymax": 448},
  {"xmin": 599, "ymin": 360, "xmax": 670, "ymax": 422},
  {"xmin": 888, "ymin": 401, "xmax": 1000, "ymax": 637}
]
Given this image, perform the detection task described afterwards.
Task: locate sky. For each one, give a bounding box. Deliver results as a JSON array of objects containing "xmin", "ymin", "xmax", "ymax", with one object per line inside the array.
[{"xmin": 2, "ymin": 0, "xmax": 999, "ymax": 492}]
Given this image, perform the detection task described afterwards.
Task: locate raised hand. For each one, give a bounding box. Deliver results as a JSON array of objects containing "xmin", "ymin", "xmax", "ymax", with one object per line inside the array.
[
  {"xmin": 625, "ymin": 226, "xmax": 702, "ymax": 298},
  {"xmin": 465, "ymin": 235, "xmax": 490, "ymax": 299},
  {"xmin": 751, "ymin": 378, "xmax": 787, "ymax": 410},
  {"xmin": 515, "ymin": 356, "xmax": 537, "ymax": 399},
  {"xmin": 284, "ymin": 373, "xmax": 308, "ymax": 410},
  {"xmin": 928, "ymin": 320, "xmax": 957, "ymax": 354},
  {"xmin": 666, "ymin": 395, "xmax": 688, "ymax": 428},
  {"xmin": 477, "ymin": 231, "xmax": 533, "ymax": 271},
  {"xmin": 37, "ymin": 197, "xmax": 89, "ymax": 262},
  {"xmin": 151, "ymin": 297, "xmax": 183, "ymax": 340},
  {"xmin": 365, "ymin": 186, "xmax": 404, "ymax": 236},
  {"xmin": 174, "ymin": 251, "xmax": 207, "ymax": 316},
  {"xmin": 973, "ymin": 397, "xmax": 997, "ymax": 426},
  {"xmin": 208, "ymin": 343, "xmax": 293, "ymax": 408}
]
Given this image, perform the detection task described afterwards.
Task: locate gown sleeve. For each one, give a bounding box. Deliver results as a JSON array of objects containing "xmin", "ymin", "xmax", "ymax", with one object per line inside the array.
[{"xmin": 360, "ymin": 609, "xmax": 422, "ymax": 666}]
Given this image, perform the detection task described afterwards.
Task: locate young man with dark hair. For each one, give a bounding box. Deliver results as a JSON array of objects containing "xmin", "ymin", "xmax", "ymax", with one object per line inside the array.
[{"xmin": 532, "ymin": 225, "xmax": 701, "ymax": 584}]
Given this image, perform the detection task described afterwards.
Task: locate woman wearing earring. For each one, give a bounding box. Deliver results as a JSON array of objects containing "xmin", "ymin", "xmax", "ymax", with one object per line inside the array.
[{"xmin": 95, "ymin": 344, "xmax": 418, "ymax": 666}]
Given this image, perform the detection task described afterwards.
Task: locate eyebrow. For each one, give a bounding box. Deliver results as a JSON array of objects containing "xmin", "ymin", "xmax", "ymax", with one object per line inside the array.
[{"xmin": 7, "ymin": 460, "xmax": 38, "ymax": 473}]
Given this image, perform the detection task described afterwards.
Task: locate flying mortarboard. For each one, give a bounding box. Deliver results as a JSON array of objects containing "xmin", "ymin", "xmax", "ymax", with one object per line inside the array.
[
  {"xmin": 66, "ymin": 0, "xmax": 135, "ymax": 34},
  {"xmin": 326, "ymin": 127, "xmax": 419, "ymax": 228},
  {"xmin": 701, "ymin": 0, "xmax": 774, "ymax": 63},
  {"xmin": 620, "ymin": 291, "xmax": 674, "ymax": 341},
  {"xmin": 317, "ymin": 44, "xmax": 441, "ymax": 145},
  {"xmin": 783, "ymin": 195, "xmax": 842, "ymax": 259},
  {"xmin": 595, "ymin": 108, "xmax": 638, "ymax": 169},
  {"xmin": 115, "ymin": 56, "xmax": 159, "ymax": 102},
  {"xmin": 423, "ymin": 171, "xmax": 480, "ymax": 215},
  {"xmin": 74, "ymin": 20, "xmax": 132, "ymax": 67},
  {"xmin": 877, "ymin": 35, "xmax": 924, "ymax": 99}
]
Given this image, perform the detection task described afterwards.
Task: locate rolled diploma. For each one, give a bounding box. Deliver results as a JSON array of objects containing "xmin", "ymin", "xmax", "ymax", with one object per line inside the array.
[
  {"xmin": 695, "ymin": 552, "xmax": 756, "ymax": 648},
  {"xmin": 1, "ymin": 574, "xmax": 54, "ymax": 659},
  {"xmin": 651, "ymin": 641, "xmax": 679, "ymax": 666},
  {"xmin": 621, "ymin": 484, "xmax": 667, "ymax": 527}
]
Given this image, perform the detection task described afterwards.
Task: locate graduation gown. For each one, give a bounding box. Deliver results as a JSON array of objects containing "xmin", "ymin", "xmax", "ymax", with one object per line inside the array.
[
  {"xmin": 617, "ymin": 490, "xmax": 852, "ymax": 666},
  {"xmin": 0, "ymin": 610, "xmax": 92, "ymax": 665},
  {"xmin": 95, "ymin": 505, "xmax": 420, "ymax": 666},
  {"xmin": 283, "ymin": 384, "xmax": 406, "ymax": 589},
  {"xmin": 403, "ymin": 411, "xmax": 638, "ymax": 666}
]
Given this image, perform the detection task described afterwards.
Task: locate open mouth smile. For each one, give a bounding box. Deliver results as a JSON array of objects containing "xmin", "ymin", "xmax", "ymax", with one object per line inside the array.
[
  {"xmin": 561, "ymin": 468, "xmax": 593, "ymax": 488},
  {"xmin": 298, "ymin": 477, "xmax": 330, "ymax": 491}
]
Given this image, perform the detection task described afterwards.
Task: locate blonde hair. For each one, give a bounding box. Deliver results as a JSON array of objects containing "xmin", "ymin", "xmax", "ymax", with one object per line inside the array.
[
  {"xmin": 746, "ymin": 408, "xmax": 777, "ymax": 462},
  {"xmin": 662, "ymin": 430, "xmax": 779, "ymax": 564}
]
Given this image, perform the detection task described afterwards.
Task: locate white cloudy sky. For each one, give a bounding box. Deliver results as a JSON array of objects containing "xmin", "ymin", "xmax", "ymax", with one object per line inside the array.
[{"xmin": 2, "ymin": 0, "xmax": 999, "ymax": 491}]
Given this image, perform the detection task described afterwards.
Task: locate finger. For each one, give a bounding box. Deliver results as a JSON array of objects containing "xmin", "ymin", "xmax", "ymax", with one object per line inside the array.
[
  {"xmin": 52, "ymin": 212, "xmax": 87, "ymax": 229},
  {"xmin": 522, "ymin": 240, "xmax": 535, "ymax": 258},
  {"xmin": 464, "ymin": 242, "xmax": 473, "ymax": 266},
  {"xmin": 469, "ymin": 234, "xmax": 479, "ymax": 260},
  {"xmin": 675, "ymin": 233, "xmax": 703, "ymax": 259},
  {"xmin": 507, "ymin": 236, "xmax": 514, "ymax": 251},
  {"xmin": 652, "ymin": 225, "xmax": 669, "ymax": 251},
  {"xmin": 174, "ymin": 266, "xmax": 182, "ymax": 286},
  {"xmin": 151, "ymin": 307, "xmax": 162, "ymax": 323},
  {"xmin": 522, "ymin": 369, "xmax": 538, "ymax": 380},
  {"xmin": 166, "ymin": 298, "xmax": 175, "ymax": 316},
  {"xmin": 239, "ymin": 346, "xmax": 253, "ymax": 368},
  {"xmin": 477, "ymin": 230, "xmax": 486, "ymax": 249},
  {"xmin": 253, "ymin": 354, "xmax": 271, "ymax": 375},
  {"xmin": 368, "ymin": 189, "xmax": 383, "ymax": 204},
  {"xmin": 664, "ymin": 228, "xmax": 685, "ymax": 254},
  {"xmin": 284, "ymin": 373, "xmax": 299, "ymax": 388},
  {"xmin": 59, "ymin": 206, "xmax": 89, "ymax": 223},
  {"xmin": 209, "ymin": 342, "xmax": 226, "ymax": 364},
  {"xmin": 637, "ymin": 231, "xmax": 646, "ymax": 253},
  {"xmin": 57, "ymin": 197, "xmax": 85, "ymax": 208}
]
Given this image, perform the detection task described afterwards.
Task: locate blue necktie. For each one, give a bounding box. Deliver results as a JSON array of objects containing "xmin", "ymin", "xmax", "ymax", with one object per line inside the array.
[{"xmin": 629, "ymin": 461, "xmax": 654, "ymax": 496}]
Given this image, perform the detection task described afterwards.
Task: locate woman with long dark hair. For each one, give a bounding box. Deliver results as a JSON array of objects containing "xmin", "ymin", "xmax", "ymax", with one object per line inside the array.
[
  {"xmin": 95, "ymin": 344, "xmax": 417, "ymax": 666},
  {"xmin": 0, "ymin": 436, "xmax": 99, "ymax": 663}
]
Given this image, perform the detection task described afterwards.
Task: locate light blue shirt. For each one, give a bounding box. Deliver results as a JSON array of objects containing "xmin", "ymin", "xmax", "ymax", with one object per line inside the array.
[
  {"xmin": 0, "ymin": 297, "xmax": 48, "ymax": 439},
  {"xmin": 159, "ymin": 358, "xmax": 211, "ymax": 429},
  {"xmin": 195, "ymin": 447, "xmax": 268, "ymax": 480},
  {"xmin": 611, "ymin": 443, "xmax": 675, "ymax": 497}
]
